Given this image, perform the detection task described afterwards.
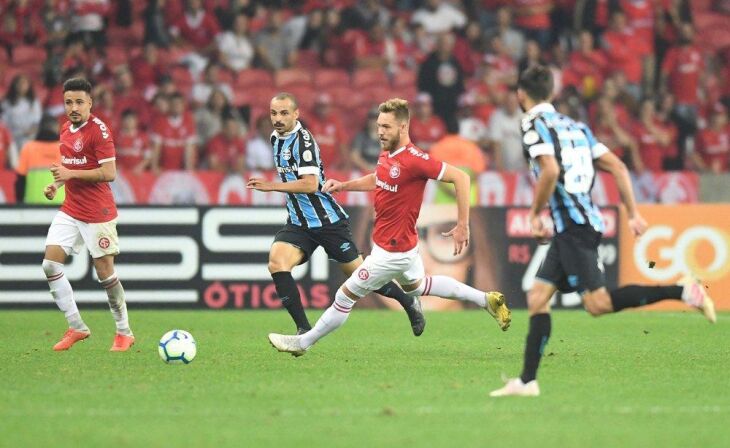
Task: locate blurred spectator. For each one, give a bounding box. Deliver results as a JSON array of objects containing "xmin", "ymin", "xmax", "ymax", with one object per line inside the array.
[
  {"xmin": 69, "ymin": 0, "xmax": 110, "ymax": 50},
  {"xmin": 42, "ymin": 0, "xmax": 72, "ymax": 48},
  {"xmin": 411, "ymin": 0, "xmax": 467, "ymax": 35},
  {"xmin": 602, "ymin": 11, "xmax": 643, "ymax": 99},
  {"xmin": 194, "ymin": 88, "xmax": 239, "ymax": 145},
  {"xmin": 144, "ymin": 0, "xmax": 173, "ymax": 48},
  {"xmin": 344, "ymin": 0, "xmax": 391, "ymax": 30},
  {"xmin": 592, "ymin": 95, "xmax": 643, "ymax": 172},
  {"xmin": 619, "ymin": 0, "xmax": 655, "ymax": 90},
  {"xmin": 113, "ymin": 65, "xmax": 151, "ymax": 127},
  {"xmin": 634, "ymin": 98, "xmax": 678, "ymax": 171},
  {"xmin": 151, "ymin": 92, "xmax": 198, "ymax": 171},
  {"xmin": 255, "ymin": 9, "xmax": 296, "ymax": 71},
  {"xmin": 169, "ymin": 0, "xmax": 221, "ymax": 51},
  {"xmin": 14, "ymin": 115, "xmax": 61, "ymax": 204},
  {"xmin": 513, "ymin": 0, "xmax": 554, "ymax": 49},
  {"xmin": 305, "ymin": 93, "xmax": 350, "ymax": 170},
  {"xmin": 484, "ymin": 34, "xmax": 519, "ymax": 86},
  {"xmin": 206, "ymin": 115, "xmax": 246, "ymax": 173},
  {"xmin": 452, "ymin": 20, "xmax": 484, "ymax": 77},
  {"xmin": 0, "ymin": 11, "xmax": 22, "ymax": 57},
  {"xmin": 91, "ymin": 85, "xmax": 119, "ymax": 132},
  {"xmin": 488, "ymin": 90, "xmax": 526, "ymax": 171},
  {"xmin": 350, "ymin": 107, "xmax": 381, "ymax": 171},
  {"xmin": 564, "ymin": 30, "xmax": 608, "ymax": 99},
  {"xmin": 518, "ymin": 39, "xmax": 546, "ymax": 73},
  {"xmin": 9, "ymin": 0, "xmax": 47, "ymax": 46},
  {"xmin": 1, "ymin": 74, "xmax": 43, "ymax": 150},
  {"xmin": 691, "ymin": 104, "xmax": 729, "ymax": 173},
  {"xmin": 116, "ymin": 110, "xmax": 152, "ymax": 174},
  {"xmin": 409, "ymin": 93, "xmax": 447, "ymax": 151},
  {"xmin": 245, "ymin": 114, "xmax": 274, "ymax": 171},
  {"xmin": 217, "ymin": 13, "xmax": 255, "ymax": 72},
  {"xmin": 131, "ymin": 43, "xmax": 166, "ymax": 93},
  {"xmin": 354, "ymin": 22, "xmax": 393, "ymax": 70},
  {"xmin": 456, "ymin": 93, "xmax": 490, "ymax": 149},
  {"xmin": 191, "ymin": 63, "xmax": 234, "ymax": 107},
  {"xmin": 489, "ymin": 6, "xmax": 526, "ymax": 61},
  {"xmin": 429, "ymin": 133, "xmax": 487, "ymax": 205},
  {"xmin": 418, "ymin": 32, "xmax": 465, "ymax": 132},
  {"xmin": 0, "ymin": 119, "xmax": 16, "ymax": 170}
]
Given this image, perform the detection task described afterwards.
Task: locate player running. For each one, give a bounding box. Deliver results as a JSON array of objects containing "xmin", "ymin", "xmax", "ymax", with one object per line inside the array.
[
  {"xmin": 490, "ymin": 66, "xmax": 716, "ymax": 397},
  {"xmin": 247, "ymin": 93, "xmax": 425, "ymax": 336},
  {"xmin": 267, "ymin": 98, "xmax": 511, "ymax": 356},
  {"xmin": 43, "ymin": 77, "xmax": 134, "ymax": 352}
]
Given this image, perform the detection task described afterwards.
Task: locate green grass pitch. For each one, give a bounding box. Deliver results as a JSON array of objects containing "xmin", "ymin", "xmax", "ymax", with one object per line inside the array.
[{"xmin": 1, "ymin": 309, "xmax": 728, "ymax": 448}]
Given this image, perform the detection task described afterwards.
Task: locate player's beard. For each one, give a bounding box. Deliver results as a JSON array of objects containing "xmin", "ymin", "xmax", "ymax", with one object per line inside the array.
[{"xmin": 381, "ymin": 134, "xmax": 399, "ymax": 152}]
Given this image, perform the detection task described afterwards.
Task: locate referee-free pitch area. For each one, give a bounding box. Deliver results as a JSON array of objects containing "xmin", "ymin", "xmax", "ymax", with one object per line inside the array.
[{"xmin": 1, "ymin": 309, "xmax": 728, "ymax": 448}]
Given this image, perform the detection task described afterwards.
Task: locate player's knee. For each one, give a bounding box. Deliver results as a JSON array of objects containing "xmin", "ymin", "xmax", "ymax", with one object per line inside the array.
[
  {"xmin": 268, "ymin": 259, "xmax": 289, "ymax": 274},
  {"xmin": 526, "ymin": 288, "xmax": 550, "ymax": 315},
  {"xmin": 42, "ymin": 259, "xmax": 63, "ymax": 277},
  {"xmin": 583, "ymin": 292, "xmax": 612, "ymax": 317},
  {"xmin": 402, "ymin": 279, "xmax": 424, "ymax": 297}
]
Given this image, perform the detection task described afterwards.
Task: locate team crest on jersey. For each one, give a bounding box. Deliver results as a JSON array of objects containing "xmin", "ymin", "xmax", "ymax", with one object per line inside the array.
[
  {"xmin": 98, "ymin": 237, "xmax": 111, "ymax": 249},
  {"xmin": 281, "ymin": 147, "xmax": 291, "ymax": 161},
  {"xmin": 357, "ymin": 269, "xmax": 370, "ymax": 280},
  {"xmin": 73, "ymin": 138, "xmax": 84, "ymax": 152},
  {"xmin": 389, "ymin": 165, "xmax": 400, "ymax": 179}
]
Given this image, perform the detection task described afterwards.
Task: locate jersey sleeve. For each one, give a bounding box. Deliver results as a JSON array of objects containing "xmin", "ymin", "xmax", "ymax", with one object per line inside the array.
[
  {"xmin": 579, "ymin": 123, "xmax": 610, "ymax": 159},
  {"xmin": 412, "ymin": 149, "xmax": 446, "ymax": 180},
  {"xmin": 296, "ymin": 129, "xmax": 320, "ymax": 176},
  {"xmin": 94, "ymin": 121, "xmax": 116, "ymax": 164},
  {"xmin": 522, "ymin": 117, "xmax": 555, "ymax": 159}
]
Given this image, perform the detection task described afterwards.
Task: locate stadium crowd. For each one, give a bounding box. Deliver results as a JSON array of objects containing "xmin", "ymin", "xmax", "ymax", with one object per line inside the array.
[{"xmin": 0, "ymin": 0, "xmax": 728, "ymax": 191}]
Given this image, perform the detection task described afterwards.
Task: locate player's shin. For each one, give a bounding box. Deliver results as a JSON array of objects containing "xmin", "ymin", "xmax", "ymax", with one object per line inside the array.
[
  {"xmin": 375, "ymin": 281, "xmax": 414, "ymax": 308},
  {"xmin": 100, "ymin": 272, "xmax": 133, "ymax": 336},
  {"xmin": 609, "ymin": 285, "xmax": 683, "ymax": 311},
  {"xmin": 272, "ymin": 271, "xmax": 311, "ymax": 332},
  {"xmin": 520, "ymin": 313, "xmax": 552, "ymax": 383},
  {"xmin": 420, "ymin": 275, "xmax": 487, "ymax": 307},
  {"xmin": 43, "ymin": 259, "xmax": 88, "ymax": 332},
  {"xmin": 299, "ymin": 288, "xmax": 356, "ymax": 349}
]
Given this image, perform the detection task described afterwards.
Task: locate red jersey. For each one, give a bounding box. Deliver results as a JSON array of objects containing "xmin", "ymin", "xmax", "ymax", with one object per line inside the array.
[
  {"xmin": 306, "ymin": 114, "xmax": 347, "ymax": 167},
  {"xmin": 661, "ymin": 45, "xmax": 704, "ymax": 105},
  {"xmin": 620, "ymin": 0, "xmax": 655, "ymax": 55},
  {"xmin": 0, "ymin": 123, "xmax": 12, "ymax": 169},
  {"xmin": 373, "ymin": 143, "xmax": 445, "ymax": 252},
  {"xmin": 634, "ymin": 121, "xmax": 678, "ymax": 171},
  {"xmin": 514, "ymin": 0, "xmax": 553, "ymax": 30},
  {"xmin": 150, "ymin": 114, "xmax": 197, "ymax": 170},
  {"xmin": 116, "ymin": 131, "xmax": 150, "ymax": 171},
  {"xmin": 602, "ymin": 28, "xmax": 644, "ymax": 83},
  {"xmin": 697, "ymin": 128, "xmax": 729, "ymax": 172},
  {"xmin": 207, "ymin": 133, "xmax": 246, "ymax": 167},
  {"xmin": 409, "ymin": 115, "xmax": 447, "ymax": 149},
  {"xmin": 59, "ymin": 114, "xmax": 117, "ymax": 223}
]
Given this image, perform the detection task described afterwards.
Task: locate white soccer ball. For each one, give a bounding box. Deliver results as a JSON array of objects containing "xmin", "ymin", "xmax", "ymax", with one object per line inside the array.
[{"xmin": 158, "ymin": 330, "xmax": 197, "ymax": 364}]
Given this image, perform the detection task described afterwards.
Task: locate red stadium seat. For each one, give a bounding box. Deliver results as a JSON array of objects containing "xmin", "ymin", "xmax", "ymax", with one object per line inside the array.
[
  {"xmin": 285, "ymin": 85, "xmax": 317, "ymax": 110},
  {"xmin": 106, "ymin": 46, "xmax": 129, "ymax": 67},
  {"xmin": 236, "ymin": 69, "xmax": 274, "ymax": 89},
  {"xmin": 292, "ymin": 49, "xmax": 321, "ymax": 71},
  {"xmin": 274, "ymin": 68, "xmax": 313, "ymax": 88},
  {"xmin": 12, "ymin": 46, "xmax": 45, "ymax": 66},
  {"xmin": 392, "ymin": 69, "xmax": 417, "ymax": 89},
  {"xmin": 313, "ymin": 69, "xmax": 350, "ymax": 88},
  {"xmin": 170, "ymin": 66, "xmax": 194, "ymax": 91},
  {"xmin": 351, "ymin": 68, "xmax": 389, "ymax": 88}
]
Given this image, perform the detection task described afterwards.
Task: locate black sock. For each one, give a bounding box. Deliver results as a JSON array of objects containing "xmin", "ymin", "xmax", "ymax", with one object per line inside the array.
[
  {"xmin": 271, "ymin": 272, "xmax": 310, "ymax": 331},
  {"xmin": 520, "ymin": 313, "xmax": 551, "ymax": 384},
  {"xmin": 609, "ymin": 285, "xmax": 683, "ymax": 312},
  {"xmin": 375, "ymin": 281, "xmax": 415, "ymax": 311}
]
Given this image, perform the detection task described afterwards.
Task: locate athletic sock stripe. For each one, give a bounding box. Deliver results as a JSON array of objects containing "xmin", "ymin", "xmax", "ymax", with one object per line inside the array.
[
  {"xmin": 47, "ymin": 272, "xmax": 64, "ymax": 282},
  {"xmin": 424, "ymin": 276, "xmax": 432, "ymax": 296},
  {"xmin": 102, "ymin": 278, "xmax": 120, "ymax": 289},
  {"xmin": 333, "ymin": 303, "xmax": 352, "ymax": 313}
]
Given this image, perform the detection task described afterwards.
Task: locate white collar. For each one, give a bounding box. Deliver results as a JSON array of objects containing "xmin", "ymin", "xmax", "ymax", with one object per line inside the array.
[
  {"xmin": 388, "ymin": 145, "xmax": 407, "ymax": 158},
  {"xmin": 526, "ymin": 103, "xmax": 556, "ymax": 115},
  {"xmin": 272, "ymin": 121, "xmax": 302, "ymax": 139},
  {"xmin": 69, "ymin": 120, "xmax": 88, "ymax": 133}
]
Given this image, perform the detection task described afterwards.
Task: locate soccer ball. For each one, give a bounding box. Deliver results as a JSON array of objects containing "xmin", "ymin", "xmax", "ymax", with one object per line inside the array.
[{"xmin": 158, "ymin": 330, "xmax": 197, "ymax": 364}]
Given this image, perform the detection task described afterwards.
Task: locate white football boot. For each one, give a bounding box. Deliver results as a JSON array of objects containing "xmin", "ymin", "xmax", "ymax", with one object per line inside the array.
[
  {"xmin": 268, "ymin": 333, "xmax": 307, "ymax": 357},
  {"xmin": 678, "ymin": 275, "xmax": 717, "ymax": 323},
  {"xmin": 489, "ymin": 378, "xmax": 540, "ymax": 397}
]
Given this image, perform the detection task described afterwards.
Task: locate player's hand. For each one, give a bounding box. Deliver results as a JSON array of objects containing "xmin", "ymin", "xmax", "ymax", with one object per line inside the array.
[
  {"xmin": 50, "ymin": 164, "xmax": 73, "ymax": 182},
  {"xmin": 322, "ymin": 178, "xmax": 343, "ymax": 194},
  {"xmin": 441, "ymin": 223, "xmax": 469, "ymax": 256},
  {"xmin": 43, "ymin": 183, "xmax": 57, "ymax": 200},
  {"xmin": 246, "ymin": 177, "xmax": 273, "ymax": 191},
  {"xmin": 628, "ymin": 214, "xmax": 648, "ymax": 238},
  {"xmin": 529, "ymin": 212, "xmax": 551, "ymax": 244}
]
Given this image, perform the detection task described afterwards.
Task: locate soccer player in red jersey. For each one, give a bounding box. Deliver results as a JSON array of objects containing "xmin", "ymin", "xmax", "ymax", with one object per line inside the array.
[
  {"xmin": 268, "ymin": 98, "xmax": 512, "ymax": 356},
  {"xmin": 42, "ymin": 78, "xmax": 134, "ymax": 352}
]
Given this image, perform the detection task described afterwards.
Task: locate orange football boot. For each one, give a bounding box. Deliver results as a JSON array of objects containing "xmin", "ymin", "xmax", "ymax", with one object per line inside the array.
[
  {"xmin": 53, "ymin": 328, "xmax": 90, "ymax": 351},
  {"xmin": 110, "ymin": 334, "xmax": 135, "ymax": 352}
]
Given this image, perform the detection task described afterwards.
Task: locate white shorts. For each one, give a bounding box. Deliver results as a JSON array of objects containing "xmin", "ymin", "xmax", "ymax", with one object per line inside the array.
[
  {"xmin": 45, "ymin": 211, "xmax": 120, "ymax": 258},
  {"xmin": 344, "ymin": 244, "xmax": 425, "ymax": 297}
]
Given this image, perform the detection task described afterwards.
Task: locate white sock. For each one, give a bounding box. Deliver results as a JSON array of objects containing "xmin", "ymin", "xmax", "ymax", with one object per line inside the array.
[
  {"xmin": 100, "ymin": 272, "xmax": 132, "ymax": 336},
  {"xmin": 43, "ymin": 259, "xmax": 88, "ymax": 332},
  {"xmin": 422, "ymin": 275, "xmax": 486, "ymax": 307},
  {"xmin": 300, "ymin": 289, "xmax": 355, "ymax": 349}
]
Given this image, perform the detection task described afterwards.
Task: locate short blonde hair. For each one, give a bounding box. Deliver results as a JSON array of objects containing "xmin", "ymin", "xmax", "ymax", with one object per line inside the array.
[
  {"xmin": 272, "ymin": 92, "xmax": 299, "ymax": 110},
  {"xmin": 378, "ymin": 98, "xmax": 410, "ymax": 122}
]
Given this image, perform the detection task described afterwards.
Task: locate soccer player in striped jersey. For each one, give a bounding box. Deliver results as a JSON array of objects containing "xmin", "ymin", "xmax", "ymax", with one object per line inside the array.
[
  {"xmin": 247, "ymin": 93, "xmax": 425, "ymax": 336},
  {"xmin": 490, "ymin": 66, "xmax": 716, "ymax": 397}
]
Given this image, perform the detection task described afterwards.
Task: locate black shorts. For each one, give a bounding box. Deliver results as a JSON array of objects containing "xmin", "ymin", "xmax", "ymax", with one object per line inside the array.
[
  {"xmin": 273, "ymin": 220, "xmax": 360, "ymax": 264},
  {"xmin": 535, "ymin": 224, "xmax": 605, "ymax": 293}
]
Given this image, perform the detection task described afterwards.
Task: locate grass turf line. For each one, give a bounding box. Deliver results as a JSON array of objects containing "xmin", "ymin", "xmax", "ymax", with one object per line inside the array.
[{"xmin": 1, "ymin": 310, "xmax": 728, "ymax": 448}]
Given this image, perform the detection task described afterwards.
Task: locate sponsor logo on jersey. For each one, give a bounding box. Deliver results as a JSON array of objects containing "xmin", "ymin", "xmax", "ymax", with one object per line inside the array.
[
  {"xmin": 93, "ymin": 116, "xmax": 110, "ymax": 139},
  {"xmin": 358, "ymin": 268, "xmax": 369, "ymax": 280},
  {"xmin": 375, "ymin": 177, "xmax": 398, "ymax": 193},
  {"xmin": 98, "ymin": 237, "xmax": 111, "ymax": 249},
  {"xmin": 281, "ymin": 147, "xmax": 291, "ymax": 160},
  {"xmin": 389, "ymin": 165, "xmax": 400, "ymax": 179},
  {"xmin": 62, "ymin": 155, "xmax": 88, "ymax": 165},
  {"xmin": 73, "ymin": 138, "xmax": 83, "ymax": 152},
  {"xmin": 277, "ymin": 164, "xmax": 298, "ymax": 174},
  {"xmin": 300, "ymin": 129, "xmax": 313, "ymax": 148}
]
